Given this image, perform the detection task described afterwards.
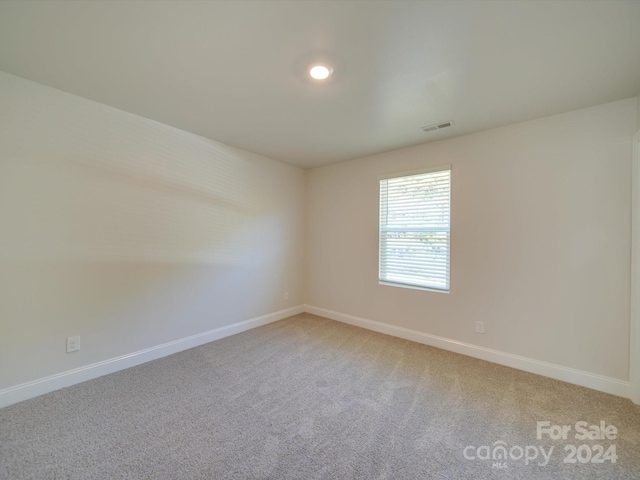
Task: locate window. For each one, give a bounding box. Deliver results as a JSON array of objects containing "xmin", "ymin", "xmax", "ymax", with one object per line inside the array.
[{"xmin": 379, "ymin": 166, "xmax": 451, "ymax": 292}]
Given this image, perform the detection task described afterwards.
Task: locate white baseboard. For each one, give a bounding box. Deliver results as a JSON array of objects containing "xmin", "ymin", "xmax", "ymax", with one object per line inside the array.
[
  {"xmin": 304, "ymin": 305, "xmax": 631, "ymax": 400},
  {"xmin": 2, "ymin": 303, "xmax": 631, "ymax": 409},
  {"xmin": 0, "ymin": 305, "xmax": 304, "ymax": 409}
]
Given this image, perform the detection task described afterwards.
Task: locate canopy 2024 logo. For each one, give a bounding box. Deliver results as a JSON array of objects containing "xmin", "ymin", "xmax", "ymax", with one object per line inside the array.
[{"xmin": 463, "ymin": 421, "xmax": 618, "ymax": 470}]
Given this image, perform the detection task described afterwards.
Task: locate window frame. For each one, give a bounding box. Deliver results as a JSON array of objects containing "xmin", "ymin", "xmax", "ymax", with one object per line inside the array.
[{"xmin": 378, "ymin": 165, "xmax": 451, "ymax": 293}]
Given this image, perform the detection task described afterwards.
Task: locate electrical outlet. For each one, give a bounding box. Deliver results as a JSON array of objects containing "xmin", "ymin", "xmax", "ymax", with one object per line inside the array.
[
  {"xmin": 475, "ymin": 321, "xmax": 485, "ymax": 334},
  {"xmin": 66, "ymin": 336, "xmax": 81, "ymax": 353},
  {"xmin": 284, "ymin": 291, "xmax": 290, "ymax": 301}
]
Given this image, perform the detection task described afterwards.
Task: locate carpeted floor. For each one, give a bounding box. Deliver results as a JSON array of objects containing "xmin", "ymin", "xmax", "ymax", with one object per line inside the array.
[{"xmin": 1, "ymin": 313, "xmax": 639, "ymax": 479}]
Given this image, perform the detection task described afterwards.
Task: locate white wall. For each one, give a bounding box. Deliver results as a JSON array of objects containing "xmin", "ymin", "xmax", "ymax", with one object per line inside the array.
[
  {"xmin": 0, "ymin": 71, "xmax": 305, "ymax": 390},
  {"xmin": 307, "ymin": 98, "xmax": 637, "ymax": 382},
  {"xmin": 1, "ymin": 69, "xmax": 636, "ymax": 401}
]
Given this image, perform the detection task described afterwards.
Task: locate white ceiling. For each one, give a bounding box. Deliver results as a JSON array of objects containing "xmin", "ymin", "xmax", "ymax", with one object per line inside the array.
[{"xmin": 0, "ymin": 1, "xmax": 639, "ymax": 168}]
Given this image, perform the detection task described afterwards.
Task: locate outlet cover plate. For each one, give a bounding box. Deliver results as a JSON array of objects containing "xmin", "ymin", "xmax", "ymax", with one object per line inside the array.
[{"xmin": 66, "ymin": 336, "xmax": 81, "ymax": 353}]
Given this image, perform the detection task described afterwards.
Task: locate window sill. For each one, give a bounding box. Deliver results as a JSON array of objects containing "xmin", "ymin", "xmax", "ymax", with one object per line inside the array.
[{"xmin": 378, "ymin": 280, "xmax": 449, "ymax": 294}]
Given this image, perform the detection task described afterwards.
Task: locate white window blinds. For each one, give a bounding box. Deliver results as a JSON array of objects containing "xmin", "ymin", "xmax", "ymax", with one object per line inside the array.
[{"xmin": 379, "ymin": 167, "xmax": 451, "ymax": 292}]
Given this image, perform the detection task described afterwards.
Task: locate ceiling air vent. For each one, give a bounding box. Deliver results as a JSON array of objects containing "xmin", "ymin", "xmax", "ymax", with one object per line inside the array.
[{"xmin": 421, "ymin": 121, "xmax": 454, "ymax": 133}]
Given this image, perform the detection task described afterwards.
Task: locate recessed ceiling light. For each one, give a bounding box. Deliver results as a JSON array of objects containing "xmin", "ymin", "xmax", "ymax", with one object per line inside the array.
[{"xmin": 308, "ymin": 63, "xmax": 333, "ymax": 80}]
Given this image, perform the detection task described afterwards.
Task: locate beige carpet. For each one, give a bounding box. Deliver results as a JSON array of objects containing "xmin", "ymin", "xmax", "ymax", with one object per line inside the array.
[{"xmin": 1, "ymin": 313, "xmax": 639, "ymax": 479}]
